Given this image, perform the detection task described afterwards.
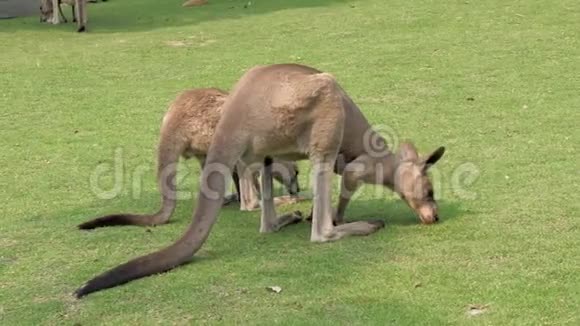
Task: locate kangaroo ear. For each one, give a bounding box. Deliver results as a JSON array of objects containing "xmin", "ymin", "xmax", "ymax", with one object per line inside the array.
[
  {"xmin": 422, "ymin": 146, "xmax": 445, "ymax": 171},
  {"xmin": 397, "ymin": 141, "xmax": 419, "ymax": 162}
]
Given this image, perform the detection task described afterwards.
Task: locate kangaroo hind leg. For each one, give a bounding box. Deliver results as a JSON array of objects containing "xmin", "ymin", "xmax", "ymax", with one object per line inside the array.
[{"xmin": 306, "ymin": 76, "xmax": 384, "ymax": 242}]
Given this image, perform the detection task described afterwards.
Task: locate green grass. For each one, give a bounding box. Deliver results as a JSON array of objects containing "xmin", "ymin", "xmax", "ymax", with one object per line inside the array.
[{"xmin": 1, "ymin": 0, "xmax": 579, "ymax": 324}]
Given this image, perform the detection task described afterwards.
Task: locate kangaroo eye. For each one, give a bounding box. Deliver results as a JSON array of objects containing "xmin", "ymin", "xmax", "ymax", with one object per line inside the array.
[{"xmin": 427, "ymin": 190, "xmax": 434, "ymax": 199}]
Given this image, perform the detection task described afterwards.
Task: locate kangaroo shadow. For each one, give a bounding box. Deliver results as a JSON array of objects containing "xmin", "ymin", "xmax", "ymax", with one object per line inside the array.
[
  {"xmin": 44, "ymin": 198, "xmax": 433, "ymax": 307},
  {"xmin": 2, "ymin": 0, "xmax": 349, "ymax": 33},
  {"xmin": 340, "ymin": 198, "xmax": 463, "ymax": 226},
  {"xmin": 33, "ymin": 191, "xmax": 460, "ymax": 298}
]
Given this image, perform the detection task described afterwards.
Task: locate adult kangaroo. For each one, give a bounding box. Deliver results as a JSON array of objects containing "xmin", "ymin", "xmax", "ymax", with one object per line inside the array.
[
  {"xmin": 77, "ymin": 88, "xmax": 300, "ymax": 230},
  {"xmin": 74, "ymin": 64, "xmax": 445, "ymax": 298}
]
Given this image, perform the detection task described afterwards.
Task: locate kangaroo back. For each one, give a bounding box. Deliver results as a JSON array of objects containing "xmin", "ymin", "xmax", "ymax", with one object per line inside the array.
[{"xmin": 76, "ymin": 89, "xmax": 229, "ymax": 229}]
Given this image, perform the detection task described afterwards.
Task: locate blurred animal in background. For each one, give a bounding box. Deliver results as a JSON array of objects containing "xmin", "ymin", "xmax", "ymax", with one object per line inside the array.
[{"xmin": 40, "ymin": 0, "xmax": 91, "ymax": 32}]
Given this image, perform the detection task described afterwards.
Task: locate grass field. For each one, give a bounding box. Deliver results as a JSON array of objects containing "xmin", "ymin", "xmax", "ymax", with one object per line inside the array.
[{"xmin": 1, "ymin": 0, "xmax": 579, "ymax": 324}]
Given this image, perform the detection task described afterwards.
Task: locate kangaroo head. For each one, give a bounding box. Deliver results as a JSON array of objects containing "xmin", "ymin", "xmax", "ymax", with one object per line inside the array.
[
  {"xmin": 394, "ymin": 142, "xmax": 445, "ymax": 224},
  {"xmin": 39, "ymin": 0, "xmax": 52, "ymax": 22},
  {"xmin": 272, "ymin": 161, "xmax": 300, "ymax": 195}
]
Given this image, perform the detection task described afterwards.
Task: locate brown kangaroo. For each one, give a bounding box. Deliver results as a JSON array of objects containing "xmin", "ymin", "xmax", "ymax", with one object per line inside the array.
[
  {"xmin": 77, "ymin": 87, "xmax": 300, "ymax": 230},
  {"xmin": 74, "ymin": 64, "xmax": 445, "ymax": 297}
]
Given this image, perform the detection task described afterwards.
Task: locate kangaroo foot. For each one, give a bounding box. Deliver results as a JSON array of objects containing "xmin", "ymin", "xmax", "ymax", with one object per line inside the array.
[{"xmin": 311, "ymin": 220, "xmax": 385, "ymax": 242}]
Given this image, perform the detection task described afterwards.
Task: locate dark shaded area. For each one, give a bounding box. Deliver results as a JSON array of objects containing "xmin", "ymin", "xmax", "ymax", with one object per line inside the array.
[
  {"xmin": 342, "ymin": 198, "xmax": 463, "ymax": 226},
  {"xmin": 0, "ymin": 0, "xmax": 37, "ymax": 19},
  {"xmin": 1, "ymin": 0, "xmax": 348, "ymax": 33},
  {"xmin": 23, "ymin": 187, "xmax": 464, "ymax": 301}
]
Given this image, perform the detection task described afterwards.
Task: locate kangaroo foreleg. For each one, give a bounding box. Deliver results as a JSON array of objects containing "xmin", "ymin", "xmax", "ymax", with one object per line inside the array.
[
  {"xmin": 310, "ymin": 157, "xmax": 384, "ymax": 242},
  {"xmin": 232, "ymin": 167, "xmax": 242, "ymax": 199},
  {"xmin": 334, "ymin": 158, "xmax": 371, "ymax": 224},
  {"xmin": 222, "ymin": 168, "xmax": 240, "ymax": 206},
  {"xmin": 237, "ymin": 161, "xmax": 260, "ymax": 211},
  {"xmin": 259, "ymin": 157, "xmax": 302, "ymax": 233}
]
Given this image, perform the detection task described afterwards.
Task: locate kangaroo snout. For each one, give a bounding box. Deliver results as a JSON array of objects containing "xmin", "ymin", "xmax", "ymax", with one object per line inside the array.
[
  {"xmin": 289, "ymin": 173, "xmax": 300, "ymax": 195},
  {"xmin": 418, "ymin": 204, "xmax": 439, "ymax": 224}
]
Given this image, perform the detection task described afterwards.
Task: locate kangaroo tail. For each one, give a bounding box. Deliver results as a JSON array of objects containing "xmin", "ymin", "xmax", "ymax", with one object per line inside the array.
[
  {"xmin": 74, "ymin": 119, "xmax": 247, "ymax": 297},
  {"xmin": 74, "ymin": 200, "xmax": 212, "ymax": 298},
  {"xmin": 78, "ymin": 115, "xmax": 186, "ymax": 230}
]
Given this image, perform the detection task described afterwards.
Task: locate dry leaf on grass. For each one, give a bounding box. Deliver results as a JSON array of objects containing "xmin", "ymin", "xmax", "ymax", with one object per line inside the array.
[
  {"xmin": 467, "ymin": 304, "xmax": 489, "ymax": 316},
  {"xmin": 266, "ymin": 286, "xmax": 282, "ymax": 293}
]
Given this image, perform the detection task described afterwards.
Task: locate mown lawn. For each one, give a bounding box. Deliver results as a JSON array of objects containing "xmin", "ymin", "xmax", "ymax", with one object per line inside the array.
[{"xmin": 0, "ymin": 0, "xmax": 578, "ymax": 324}]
